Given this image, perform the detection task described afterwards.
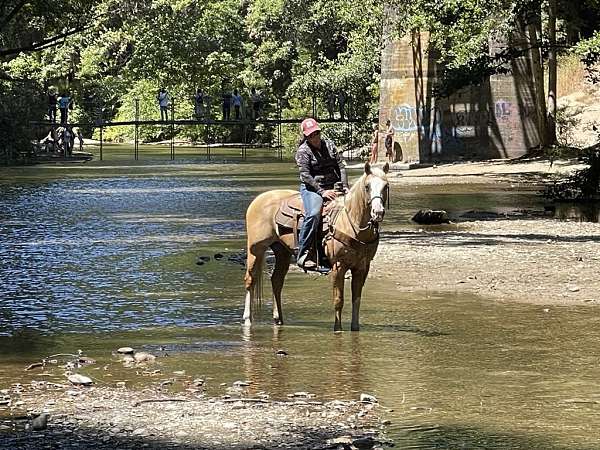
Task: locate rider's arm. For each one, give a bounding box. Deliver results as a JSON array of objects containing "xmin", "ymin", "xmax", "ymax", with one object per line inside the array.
[{"xmin": 296, "ymin": 146, "xmax": 324, "ymax": 195}]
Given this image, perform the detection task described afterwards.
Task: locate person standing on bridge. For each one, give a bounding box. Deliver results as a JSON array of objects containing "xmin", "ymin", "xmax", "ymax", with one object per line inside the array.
[
  {"xmin": 47, "ymin": 88, "xmax": 58, "ymax": 123},
  {"xmin": 295, "ymin": 118, "xmax": 348, "ymax": 270},
  {"xmin": 58, "ymin": 92, "xmax": 71, "ymax": 124},
  {"xmin": 157, "ymin": 88, "xmax": 170, "ymax": 121},
  {"xmin": 232, "ymin": 89, "xmax": 242, "ymax": 120}
]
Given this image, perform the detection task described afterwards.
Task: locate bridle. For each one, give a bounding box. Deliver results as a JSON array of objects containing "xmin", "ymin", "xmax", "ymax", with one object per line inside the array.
[
  {"xmin": 351, "ymin": 177, "xmax": 390, "ymax": 234},
  {"xmin": 327, "ymin": 174, "xmax": 390, "ymax": 254}
]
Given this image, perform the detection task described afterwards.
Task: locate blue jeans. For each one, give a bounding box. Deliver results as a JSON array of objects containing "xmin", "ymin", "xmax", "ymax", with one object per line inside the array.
[{"xmin": 298, "ymin": 184, "xmax": 323, "ymax": 258}]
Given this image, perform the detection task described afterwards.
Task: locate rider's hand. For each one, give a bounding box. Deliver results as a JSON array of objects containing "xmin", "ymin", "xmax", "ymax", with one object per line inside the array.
[{"xmin": 322, "ymin": 189, "xmax": 337, "ymax": 201}]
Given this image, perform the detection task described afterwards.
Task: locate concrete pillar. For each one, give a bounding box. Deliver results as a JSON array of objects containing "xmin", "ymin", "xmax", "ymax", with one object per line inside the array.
[
  {"xmin": 488, "ymin": 30, "xmax": 541, "ymax": 158},
  {"xmin": 379, "ymin": 19, "xmax": 541, "ymax": 161}
]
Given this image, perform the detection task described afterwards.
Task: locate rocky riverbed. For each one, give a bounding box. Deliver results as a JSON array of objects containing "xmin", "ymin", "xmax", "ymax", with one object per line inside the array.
[{"xmin": 0, "ymin": 374, "xmax": 389, "ymax": 449}]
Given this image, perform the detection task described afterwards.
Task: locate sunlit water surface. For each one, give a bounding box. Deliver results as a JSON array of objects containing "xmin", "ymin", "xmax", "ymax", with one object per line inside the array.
[{"xmin": 1, "ymin": 146, "xmax": 599, "ymax": 449}]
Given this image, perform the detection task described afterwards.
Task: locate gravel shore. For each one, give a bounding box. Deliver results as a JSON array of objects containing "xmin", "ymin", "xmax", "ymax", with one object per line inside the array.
[
  {"xmin": 0, "ymin": 381, "xmax": 389, "ymax": 449},
  {"xmin": 370, "ymin": 158, "xmax": 600, "ymax": 306}
]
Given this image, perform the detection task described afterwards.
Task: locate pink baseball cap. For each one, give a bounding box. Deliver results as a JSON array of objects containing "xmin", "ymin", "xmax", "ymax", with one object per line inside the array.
[{"xmin": 301, "ymin": 118, "xmax": 321, "ymax": 136}]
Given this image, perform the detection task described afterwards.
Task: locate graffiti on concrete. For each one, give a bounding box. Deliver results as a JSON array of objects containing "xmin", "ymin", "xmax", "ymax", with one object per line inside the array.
[
  {"xmin": 391, "ymin": 103, "xmax": 419, "ymax": 132},
  {"xmin": 494, "ymin": 99, "xmax": 512, "ymax": 120},
  {"xmin": 389, "ymin": 103, "xmax": 470, "ymax": 154}
]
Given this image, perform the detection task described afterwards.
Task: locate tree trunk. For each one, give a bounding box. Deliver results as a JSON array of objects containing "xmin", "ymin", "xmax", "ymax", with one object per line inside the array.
[
  {"xmin": 527, "ymin": 13, "xmax": 549, "ymax": 148},
  {"xmin": 547, "ymin": 0, "xmax": 558, "ymax": 146}
]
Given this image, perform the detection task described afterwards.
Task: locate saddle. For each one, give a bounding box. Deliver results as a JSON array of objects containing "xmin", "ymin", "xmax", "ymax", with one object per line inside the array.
[{"xmin": 274, "ymin": 193, "xmax": 342, "ymax": 254}]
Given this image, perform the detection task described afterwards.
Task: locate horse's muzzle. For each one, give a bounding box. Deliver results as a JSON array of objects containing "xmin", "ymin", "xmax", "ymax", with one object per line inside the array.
[{"xmin": 371, "ymin": 201, "xmax": 385, "ymax": 222}]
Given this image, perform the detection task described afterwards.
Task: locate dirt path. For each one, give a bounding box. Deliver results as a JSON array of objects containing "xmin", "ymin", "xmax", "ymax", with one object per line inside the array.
[{"xmin": 370, "ymin": 159, "xmax": 600, "ymax": 306}]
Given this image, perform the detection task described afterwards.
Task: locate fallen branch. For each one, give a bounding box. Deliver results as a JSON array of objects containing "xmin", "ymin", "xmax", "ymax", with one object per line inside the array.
[
  {"xmin": 222, "ymin": 398, "xmax": 269, "ymax": 404},
  {"xmin": 133, "ymin": 398, "xmax": 190, "ymax": 407},
  {"xmin": 25, "ymin": 362, "xmax": 44, "ymax": 371}
]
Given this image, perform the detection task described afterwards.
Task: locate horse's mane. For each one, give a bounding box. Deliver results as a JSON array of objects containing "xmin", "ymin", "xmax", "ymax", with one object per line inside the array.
[{"xmin": 343, "ymin": 167, "xmax": 387, "ymax": 225}]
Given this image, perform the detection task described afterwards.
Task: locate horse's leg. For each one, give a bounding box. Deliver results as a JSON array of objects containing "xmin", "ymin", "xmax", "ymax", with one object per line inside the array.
[
  {"xmin": 243, "ymin": 245, "xmax": 266, "ymax": 327},
  {"xmin": 270, "ymin": 242, "xmax": 291, "ymax": 325},
  {"xmin": 350, "ymin": 264, "xmax": 370, "ymax": 331},
  {"xmin": 332, "ymin": 264, "xmax": 347, "ymax": 332}
]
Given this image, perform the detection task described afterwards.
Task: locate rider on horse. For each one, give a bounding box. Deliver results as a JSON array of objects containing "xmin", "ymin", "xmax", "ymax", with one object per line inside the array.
[{"xmin": 295, "ymin": 118, "xmax": 348, "ymax": 270}]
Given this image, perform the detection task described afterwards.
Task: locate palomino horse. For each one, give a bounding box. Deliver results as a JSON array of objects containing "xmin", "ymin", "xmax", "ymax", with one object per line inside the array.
[{"xmin": 243, "ymin": 162, "xmax": 389, "ymax": 331}]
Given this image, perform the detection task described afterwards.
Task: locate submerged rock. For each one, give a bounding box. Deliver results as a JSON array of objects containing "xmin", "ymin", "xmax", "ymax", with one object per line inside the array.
[
  {"xmin": 412, "ymin": 209, "xmax": 450, "ymax": 224},
  {"xmin": 360, "ymin": 393, "xmax": 378, "ymax": 403},
  {"xmin": 117, "ymin": 347, "xmax": 134, "ymax": 355}
]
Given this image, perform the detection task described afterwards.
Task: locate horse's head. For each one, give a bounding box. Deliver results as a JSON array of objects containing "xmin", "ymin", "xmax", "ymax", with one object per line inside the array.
[{"xmin": 363, "ymin": 162, "xmax": 390, "ymax": 223}]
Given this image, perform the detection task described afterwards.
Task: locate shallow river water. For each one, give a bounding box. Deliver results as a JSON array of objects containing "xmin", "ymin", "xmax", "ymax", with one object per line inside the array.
[{"xmin": 1, "ymin": 146, "xmax": 600, "ymax": 449}]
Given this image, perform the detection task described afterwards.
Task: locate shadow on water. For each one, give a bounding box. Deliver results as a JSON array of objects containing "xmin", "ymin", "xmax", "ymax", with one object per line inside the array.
[
  {"xmin": 0, "ymin": 423, "xmax": 364, "ymax": 450},
  {"xmin": 554, "ymin": 201, "xmax": 600, "ymax": 222},
  {"xmin": 381, "ymin": 229, "xmax": 600, "ymax": 245},
  {"xmin": 395, "ymin": 424, "xmax": 573, "ymax": 450},
  {"xmin": 0, "ymin": 422, "xmax": 573, "ymax": 450}
]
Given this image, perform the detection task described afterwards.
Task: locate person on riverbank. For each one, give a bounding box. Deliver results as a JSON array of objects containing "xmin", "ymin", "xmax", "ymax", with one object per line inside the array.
[
  {"xmin": 157, "ymin": 88, "xmax": 170, "ymax": 121},
  {"xmin": 62, "ymin": 126, "xmax": 73, "ymax": 157},
  {"xmin": 75, "ymin": 127, "xmax": 84, "ymax": 151},
  {"xmin": 295, "ymin": 118, "xmax": 348, "ymax": 270},
  {"xmin": 39, "ymin": 128, "xmax": 57, "ymax": 152},
  {"xmin": 385, "ymin": 119, "xmax": 394, "ymax": 163},
  {"xmin": 57, "ymin": 92, "xmax": 71, "ymax": 124},
  {"xmin": 370, "ymin": 123, "xmax": 380, "ymax": 164}
]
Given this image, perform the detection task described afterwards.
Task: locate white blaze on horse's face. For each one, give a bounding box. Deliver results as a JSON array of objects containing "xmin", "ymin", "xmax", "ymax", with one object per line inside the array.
[
  {"xmin": 364, "ymin": 162, "xmax": 389, "ymax": 223},
  {"xmin": 368, "ymin": 176, "xmax": 387, "ymax": 222}
]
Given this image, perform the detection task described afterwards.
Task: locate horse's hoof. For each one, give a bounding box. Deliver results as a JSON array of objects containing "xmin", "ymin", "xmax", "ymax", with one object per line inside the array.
[
  {"xmin": 243, "ymin": 319, "xmax": 252, "ymax": 327},
  {"xmin": 273, "ymin": 319, "xmax": 283, "ymax": 326}
]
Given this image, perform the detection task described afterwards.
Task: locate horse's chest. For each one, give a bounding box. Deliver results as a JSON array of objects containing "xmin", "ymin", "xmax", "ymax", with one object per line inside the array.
[{"xmin": 325, "ymin": 236, "xmax": 379, "ymax": 265}]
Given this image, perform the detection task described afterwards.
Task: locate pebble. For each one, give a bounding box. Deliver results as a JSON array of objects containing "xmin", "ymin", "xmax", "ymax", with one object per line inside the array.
[
  {"xmin": 31, "ymin": 413, "xmax": 49, "ymax": 431},
  {"xmin": 68, "ymin": 374, "xmax": 93, "ymax": 386},
  {"xmin": 133, "ymin": 352, "xmax": 156, "ymax": 363}
]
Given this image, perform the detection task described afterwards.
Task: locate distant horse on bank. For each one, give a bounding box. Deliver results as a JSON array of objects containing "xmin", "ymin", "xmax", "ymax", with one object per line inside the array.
[{"xmin": 243, "ymin": 162, "xmax": 389, "ymax": 331}]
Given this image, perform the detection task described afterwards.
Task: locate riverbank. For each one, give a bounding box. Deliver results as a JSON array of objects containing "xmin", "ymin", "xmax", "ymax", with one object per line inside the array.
[
  {"xmin": 372, "ymin": 158, "xmax": 600, "ymax": 306},
  {"xmin": 1, "ymin": 381, "xmax": 388, "ymax": 449}
]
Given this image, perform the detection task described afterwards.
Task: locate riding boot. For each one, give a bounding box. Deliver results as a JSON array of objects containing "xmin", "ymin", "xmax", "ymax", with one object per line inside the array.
[{"xmin": 297, "ymin": 252, "xmax": 317, "ymax": 270}]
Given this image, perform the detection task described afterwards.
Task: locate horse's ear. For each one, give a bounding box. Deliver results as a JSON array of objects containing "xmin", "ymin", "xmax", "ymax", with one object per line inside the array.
[
  {"xmin": 364, "ymin": 162, "xmax": 371, "ymax": 175},
  {"xmin": 382, "ymin": 162, "xmax": 390, "ymax": 174}
]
